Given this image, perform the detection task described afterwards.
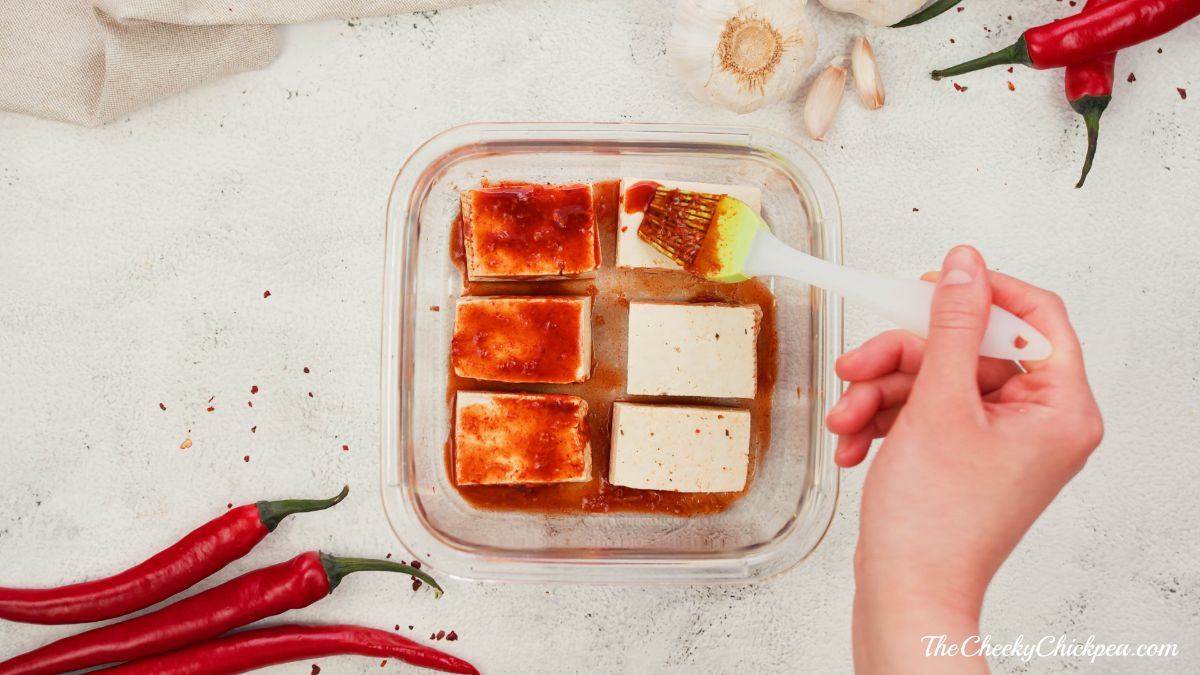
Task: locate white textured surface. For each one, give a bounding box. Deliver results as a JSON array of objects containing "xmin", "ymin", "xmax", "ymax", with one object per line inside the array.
[{"xmin": 1, "ymin": 2, "xmax": 1199, "ymax": 674}]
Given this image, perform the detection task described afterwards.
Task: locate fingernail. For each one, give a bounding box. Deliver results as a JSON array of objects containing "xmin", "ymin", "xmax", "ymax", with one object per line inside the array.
[{"xmin": 941, "ymin": 246, "xmax": 977, "ymax": 285}]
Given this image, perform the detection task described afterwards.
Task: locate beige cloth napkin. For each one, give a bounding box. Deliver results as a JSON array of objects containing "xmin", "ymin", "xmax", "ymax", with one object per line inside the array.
[{"xmin": 0, "ymin": 1, "xmax": 472, "ymax": 126}]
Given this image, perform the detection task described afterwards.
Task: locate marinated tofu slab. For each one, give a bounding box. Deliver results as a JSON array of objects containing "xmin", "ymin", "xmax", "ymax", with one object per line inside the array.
[
  {"xmin": 461, "ymin": 183, "xmax": 601, "ymax": 280},
  {"xmin": 626, "ymin": 301, "xmax": 762, "ymax": 399},
  {"xmin": 609, "ymin": 403, "xmax": 751, "ymax": 493},
  {"xmin": 616, "ymin": 178, "xmax": 762, "ymax": 271},
  {"xmin": 454, "ymin": 392, "xmax": 591, "ymax": 485},
  {"xmin": 451, "ymin": 295, "xmax": 592, "ymax": 384}
]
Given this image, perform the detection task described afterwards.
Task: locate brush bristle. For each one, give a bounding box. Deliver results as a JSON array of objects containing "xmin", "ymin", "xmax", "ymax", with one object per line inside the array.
[{"xmin": 637, "ymin": 188, "xmax": 721, "ymax": 266}]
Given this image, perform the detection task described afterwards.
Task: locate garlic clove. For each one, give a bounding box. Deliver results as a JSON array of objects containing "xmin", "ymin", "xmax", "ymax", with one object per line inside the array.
[
  {"xmin": 851, "ymin": 36, "xmax": 885, "ymax": 110},
  {"xmin": 818, "ymin": 0, "xmax": 925, "ymax": 27},
  {"xmin": 668, "ymin": 0, "xmax": 818, "ymax": 114},
  {"xmin": 804, "ymin": 61, "xmax": 847, "ymax": 141}
]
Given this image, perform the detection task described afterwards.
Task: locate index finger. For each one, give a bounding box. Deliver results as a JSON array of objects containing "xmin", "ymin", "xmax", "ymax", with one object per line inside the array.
[{"xmin": 921, "ymin": 270, "xmax": 1085, "ymax": 377}]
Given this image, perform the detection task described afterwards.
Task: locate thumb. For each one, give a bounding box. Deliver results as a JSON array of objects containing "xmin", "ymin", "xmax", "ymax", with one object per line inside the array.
[{"xmin": 913, "ymin": 246, "xmax": 992, "ymax": 405}]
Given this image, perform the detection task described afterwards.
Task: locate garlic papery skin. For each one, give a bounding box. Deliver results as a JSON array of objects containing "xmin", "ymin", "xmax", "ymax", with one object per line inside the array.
[
  {"xmin": 851, "ymin": 36, "xmax": 885, "ymax": 109},
  {"xmin": 804, "ymin": 61, "xmax": 847, "ymax": 141},
  {"xmin": 669, "ymin": 0, "xmax": 818, "ymax": 114},
  {"xmin": 818, "ymin": 0, "xmax": 925, "ymax": 26}
]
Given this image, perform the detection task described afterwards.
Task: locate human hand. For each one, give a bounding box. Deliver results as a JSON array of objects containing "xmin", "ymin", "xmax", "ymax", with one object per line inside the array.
[{"xmin": 826, "ymin": 246, "xmax": 1104, "ymax": 673}]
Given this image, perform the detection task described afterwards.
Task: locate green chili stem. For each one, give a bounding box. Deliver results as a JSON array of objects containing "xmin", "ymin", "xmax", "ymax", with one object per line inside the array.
[
  {"xmin": 1072, "ymin": 96, "xmax": 1111, "ymax": 188},
  {"xmin": 892, "ymin": 0, "xmax": 963, "ymax": 28},
  {"xmin": 256, "ymin": 485, "xmax": 349, "ymax": 531},
  {"xmin": 320, "ymin": 553, "xmax": 444, "ymax": 598},
  {"xmin": 932, "ymin": 36, "xmax": 1032, "ymax": 80}
]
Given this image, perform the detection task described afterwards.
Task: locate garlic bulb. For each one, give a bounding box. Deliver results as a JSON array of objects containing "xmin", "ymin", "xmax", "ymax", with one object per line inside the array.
[
  {"xmin": 850, "ymin": 36, "xmax": 885, "ymax": 109},
  {"xmin": 818, "ymin": 0, "xmax": 925, "ymax": 26},
  {"xmin": 669, "ymin": 0, "xmax": 818, "ymax": 114},
  {"xmin": 803, "ymin": 60, "xmax": 847, "ymax": 141}
]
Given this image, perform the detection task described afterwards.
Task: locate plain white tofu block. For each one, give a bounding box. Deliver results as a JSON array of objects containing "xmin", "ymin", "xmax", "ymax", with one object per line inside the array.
[
  {"xmin": 616, "ymin": 178, "xmax": 763, "ymax": 270},
  {"xmin": 609, "ymin": 402, "xmax": 751, "ymax": 493},
  {"xmin": 626, "ymin": 301, "xmax": 761, "ymax": 399}
]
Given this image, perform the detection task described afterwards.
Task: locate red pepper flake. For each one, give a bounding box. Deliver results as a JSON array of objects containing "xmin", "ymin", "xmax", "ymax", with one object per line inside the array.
[
  {"xmin": 311, "ymin": 665, "xmax": 321, "ymax": 675},
  {"xmin": 1127, "ymin": 72, "xmax": 1137, "ymax": 83},
  {"xmin": 412, "ymin": 578, "xmax": 423, "ymax": 592},
  {"xmin": 446, "ymin": 631, "xmax": 459, "ymax": 641},
  {"xmin": 429, "ymin": 305, "xmax": 441, "ymax": 312},
  {"xmin": 1069, "ymin": 1, "xmax": 1077, "ymax": 6},
  {"xmin": 411, "ymin": 560, "xmax": 421, "ymax": 569},
  {"xmin": 303, "ymin": 366, "xmax": 310, "ymax": 374},
  {"xmin": 620, "ymin": 226, "xmax": 628, "ymax": 232},
  {"xmin": 380, "ymin": 660, "xmax": 387, "ymax": 667},
  {"xmin": 949, "ymin": 38, "xmax": 956, "ymax": 44},
  {"xmin": 436, "ymin": 630, "xmax": 446, "ymax": 640},
  {"xmin": 226, "ymin": 502, "xmax": 233, "ymax": 509},
  {"xmin": 180, "ymin": 438, "xmax": 192, "ymax": 450},
  {"xmin": 263, "ymin": 290, "xmax": 271, "ymax": 298},
  {"xmin": 1178, "ymin": 88, "xmax": 1188, "ymax": 100},
  {"xmin": 250, "ymin": 385, "xmax": 259, "ymax": 394},
  {"xmin": 912, "ymin": 207, "xmax": 920, "ymax": 212},
  {"xmin": 430, "ymin": 633, "xmax": 436, "ymax": 640},
  {"xmin": 1157, "ymin": 48, "xmax": 1163, "ymax": 54},
  {"xmin": 250, "ymin": 426, "xmax": 257, "ymax": 433},
  {"xmin": 158, "ymin": 402, "xmax": 167, "ymax": 411},
  {"xmin": 243, "ymin": 455, "xmax": 250, "ymax": 463},
  {"xmin": 956, "ymin": 5, "xmax": 963, "ymax": 10},
  {"xmin": 952, "ymin": 82, "xmax": 968, "ymax": 93},
  {"xmin": 1007, "ymin": 81, "xmax": 1015, "ymax": 92},
  {"xmin": 206, "ymin": 406, "xmax": 215, "ymax": 412},
  {"xmin": 694, "ymin": 428, "xmax": 700, "ymax": 434},
  {"xmin": 341, "ymin": 444, "xmax": 349, "ymax": 452},
  {"xmin": 207, "ymin": 395, "xmax": 215, "ymax": 404},
  {"xmin": 1007, "ymin": 67, "xmax": 1014, "ymax": 74},
  {"xmin": 386, "ymin": 552, "xmax": 393, "ymax": 559},
  {"xmin": 394, "ymin": 624, "xmax": 400, "ymax": 631}
]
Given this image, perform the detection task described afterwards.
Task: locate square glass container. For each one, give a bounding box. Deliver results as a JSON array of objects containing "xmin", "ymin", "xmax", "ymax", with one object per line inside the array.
[{"xmin": 381, "ymin": 123, "xmax": 842, "ymax": 583}]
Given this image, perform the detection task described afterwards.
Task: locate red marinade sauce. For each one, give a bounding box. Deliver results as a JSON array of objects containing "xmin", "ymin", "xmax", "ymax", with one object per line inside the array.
[
  {"xmin": 465, "ymin": 183, "xmax": 598, "ymax": 277},
  {"xmin": 451, "ymin": 297, "xmax": 586, "ymax": 384},
  {"xmin": 622, "ymin": 181, "xmax": 661, "ymax": 215},
  {"xmin": 455, "ymin": 394, "xmax": 589, "ymax": 484}
]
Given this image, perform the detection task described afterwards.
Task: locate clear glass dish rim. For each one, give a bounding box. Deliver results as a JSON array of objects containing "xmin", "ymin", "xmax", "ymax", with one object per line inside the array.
[{"xmin": 379, "ymin": 122, "xmax": 843, "ymax": 584}]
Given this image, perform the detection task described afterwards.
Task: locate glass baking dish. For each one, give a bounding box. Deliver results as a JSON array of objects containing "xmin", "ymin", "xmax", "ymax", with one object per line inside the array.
[{"xmin": 380, "ymin": 122, "xmax": 842, "ymax": 583}]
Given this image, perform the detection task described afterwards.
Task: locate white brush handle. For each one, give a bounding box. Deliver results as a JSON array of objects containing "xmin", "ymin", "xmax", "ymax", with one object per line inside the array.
[{"xmin": 743, "ymin": 230, "xmax": 1052, "ymax": 361}]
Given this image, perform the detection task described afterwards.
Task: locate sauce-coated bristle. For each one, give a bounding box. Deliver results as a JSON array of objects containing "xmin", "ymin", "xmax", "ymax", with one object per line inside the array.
[{"xmin": 637, "ymin": 188, "xmax": 721, "ymax": 267}]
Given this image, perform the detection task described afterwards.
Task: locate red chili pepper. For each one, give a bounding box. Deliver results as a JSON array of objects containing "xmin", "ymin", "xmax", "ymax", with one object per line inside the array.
[
  {"xmin": 1066, "ymin": 0, "xmax": 1121, "ymax": 188},
  {"xmin": 931, "ymin": 0, "xmax": 1200, "ymax": 79},
  {"xmin": 97, "ymin": 624, "xmax": 479, "ymax": 675},
  {"xmin": 0, "ymin": 486, "xmax": 348, "ymax": 625},
  {"xmin": 0, "ymin": 551, "xmax": 439, "ymax": 675}
]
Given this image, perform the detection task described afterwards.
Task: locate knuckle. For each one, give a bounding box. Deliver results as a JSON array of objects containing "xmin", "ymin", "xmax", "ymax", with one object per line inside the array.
[
  {"xmin": 929, "ymin": 302, "xmax": 983, "ymax": 333},
  {"xmin": 1041, "ymin": 290, "xmax": 1069, "ymax": 314},
  {"xmin": 1080, "ymin": 410, "xmax": 1105, "ymax": 448}
]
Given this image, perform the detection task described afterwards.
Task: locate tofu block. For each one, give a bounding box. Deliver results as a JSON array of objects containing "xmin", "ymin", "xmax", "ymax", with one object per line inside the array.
[
  {"xmin": 616, "ymin": 178, "xmax": 762, "ymax": 270},
  {"xmin": 461, "ymin": 183, "xmax": 600, "ymax": 280},
  {"xmin": 454, "ymin": 391, "xmax": 591, "ymax": 485},
  {"xmin": 451, "ymin": 295, "xmax": 592, "ymax": 384},
  {"xmin": 626, "ymin": 302, "xmax": 761, "ymax": 399},
  {"xmin": 609, "ymin": 403, "xmax": 750, "ymax": 493}
]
